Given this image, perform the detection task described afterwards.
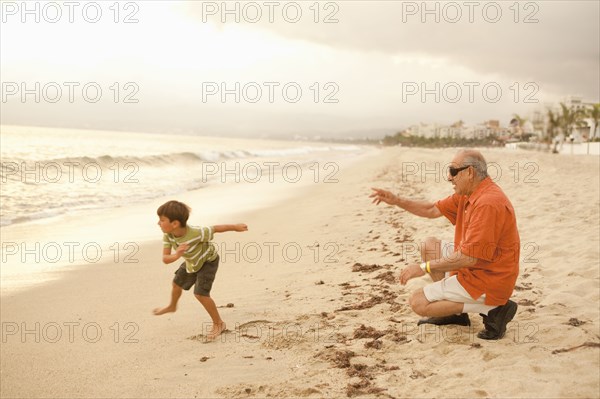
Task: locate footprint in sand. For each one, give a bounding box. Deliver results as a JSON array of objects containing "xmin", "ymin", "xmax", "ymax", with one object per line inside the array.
[
  {"xmin": 187, "ymin": 330, "xmax": 231, "ymax": 343},
  {"xmin": 482, "ymin": 350, "xmax": 500, "ymax": 361},
  {"xmin": 237, "ymin": 320, "xmax": 272, "ymax": 329}
]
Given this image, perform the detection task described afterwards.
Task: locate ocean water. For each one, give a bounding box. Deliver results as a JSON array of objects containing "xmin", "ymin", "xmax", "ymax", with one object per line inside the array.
[
  {"xmin": 0, "ymin": 126, "xmax": 363, "ymax": 227},
  {"xmin": 0, "ymin": 125, "xmax": 369, "ymax": 293}
]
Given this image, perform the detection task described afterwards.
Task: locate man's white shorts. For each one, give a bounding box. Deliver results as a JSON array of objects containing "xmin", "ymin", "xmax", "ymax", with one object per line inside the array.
[{"xmin": 423, "ymin": 240, "xmax": 497, "ymax": 315}]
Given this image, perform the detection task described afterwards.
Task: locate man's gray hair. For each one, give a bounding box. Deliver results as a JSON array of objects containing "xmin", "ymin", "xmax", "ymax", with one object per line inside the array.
[{"xmin": 458, "ymin": 149, "xmax": 489, "ymax": 179}]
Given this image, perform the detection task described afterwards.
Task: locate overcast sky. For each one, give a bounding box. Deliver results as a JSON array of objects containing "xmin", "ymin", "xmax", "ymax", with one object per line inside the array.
[{"xmin": 1, "ymin": 0, "xmax": 598, "ymax": 138}]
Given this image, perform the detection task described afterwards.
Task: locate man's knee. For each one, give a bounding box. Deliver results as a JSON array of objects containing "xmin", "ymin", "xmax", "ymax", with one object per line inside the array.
[
  {"xmin": 409, "ymin": 289, "xmax": 429, "ymax": 316},
  {"xmin": 420, "ymin": 236, "xmax": 441, "ymax": 262}
]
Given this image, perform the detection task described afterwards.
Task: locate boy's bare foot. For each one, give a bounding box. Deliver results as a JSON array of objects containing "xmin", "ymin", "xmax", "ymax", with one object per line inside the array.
[
  {"xmin": 205, "ymin": 321, "xmax": 226, "ymax": 341},
  {"xmin": 153, "ymin": 306, "xmax": 176, "ymax": 315}
]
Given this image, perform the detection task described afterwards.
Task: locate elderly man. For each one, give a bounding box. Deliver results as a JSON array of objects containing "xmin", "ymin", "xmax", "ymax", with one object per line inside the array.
[{"xmin": 370, "ymin": 149, "xmax": 519, "ymax": 340}]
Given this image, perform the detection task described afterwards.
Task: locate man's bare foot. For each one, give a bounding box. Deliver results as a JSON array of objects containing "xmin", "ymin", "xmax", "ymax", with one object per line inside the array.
[
  {"xmin": 205, "ymin": 321, "xmax": 226, "ymax": 341},
  {"xmin": 153, "ymin": 306, "xmax": 176, "ymax": 315}
]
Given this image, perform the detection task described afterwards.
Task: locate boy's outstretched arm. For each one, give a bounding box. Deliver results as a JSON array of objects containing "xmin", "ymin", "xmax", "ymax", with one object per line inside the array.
[{"xmin": 213, "ymin": 224, "xmax": 248, "ymax": 233}]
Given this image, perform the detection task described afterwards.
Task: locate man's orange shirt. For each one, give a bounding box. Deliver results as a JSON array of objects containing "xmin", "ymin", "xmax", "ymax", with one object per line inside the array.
[{"xmin": 435, "ymin": 177, "xmax": 520, "ymax": 306}]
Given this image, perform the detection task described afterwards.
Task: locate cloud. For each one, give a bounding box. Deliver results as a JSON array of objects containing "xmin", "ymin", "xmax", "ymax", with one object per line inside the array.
[
  {"xmin": 2, "ymin": 1, "xmax": 598, "ymax": 136},
  {"xmin": 184, "ymin": 1, "xmax": 600, "ymax": 100}
]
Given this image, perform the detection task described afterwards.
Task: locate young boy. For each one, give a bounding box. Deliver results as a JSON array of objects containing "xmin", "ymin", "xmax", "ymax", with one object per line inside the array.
[{"xmin": 153, "ymin": 200, "xmax": 248, "ymax": 341}]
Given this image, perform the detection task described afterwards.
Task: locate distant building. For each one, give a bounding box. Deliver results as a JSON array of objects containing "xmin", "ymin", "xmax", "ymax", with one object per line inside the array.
[
  {"xmin": 564, "ymin": 95, "xmax": 588, "ymax": 113},
  {"xmin": 404, "ymin": 120, "xmax": 510, "ymax": 141},
  {"xmin": 406, "ymin": 123, "xmax": 442, "ymax": 139}
]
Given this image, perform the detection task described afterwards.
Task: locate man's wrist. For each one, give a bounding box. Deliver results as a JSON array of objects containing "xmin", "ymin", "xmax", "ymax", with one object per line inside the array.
[
  {"xmin": 420, "ymin": 261, "xmax": 430, "ymax": 273},
  {"xmin": 395, "ymin": 195, "xmax": 403, "ymax": 207}
]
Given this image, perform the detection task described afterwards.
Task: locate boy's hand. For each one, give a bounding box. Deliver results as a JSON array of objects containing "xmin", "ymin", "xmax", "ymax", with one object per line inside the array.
[
  {"xmin": 234, "ymin": 224, "xmax": 248, "ymax": 232},
  {"xmin": 175, "ymin": 243, "xmax": 189, "ymax": 256},
  {"xmin": 212, "ymin": 224, "xmax": 249, "ymax": 233}
]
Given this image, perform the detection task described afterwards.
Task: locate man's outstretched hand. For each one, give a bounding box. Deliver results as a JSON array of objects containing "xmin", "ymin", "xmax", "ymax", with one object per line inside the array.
[{"xmin": 370, "ymin": 188, "xmax": 398, "ymax": 206}]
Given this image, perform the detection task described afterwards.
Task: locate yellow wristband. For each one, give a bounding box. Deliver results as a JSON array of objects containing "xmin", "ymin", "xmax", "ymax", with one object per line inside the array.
[{"xmin": 426, "ymin": 261, "xmax": 431, "ymax": 274}]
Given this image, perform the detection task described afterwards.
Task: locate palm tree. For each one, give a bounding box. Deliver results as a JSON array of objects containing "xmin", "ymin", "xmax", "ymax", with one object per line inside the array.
[
  {"xmin": 546, "ymin": 109, "xmax": 562, "ymax": 153},
  {"xmin": 511, "ymin": 114, "xmax": 528, "ymax": 127},
  {"xmin": 559, "ymin": 103, "xmax": 587, "ymax": 140},
  {"xmin": 511, "ymin": 114, "xmax": 527, "ymax": 141},
  {"xmin": 587, "ymin": 103, "xmax": 600, "ymax": 140},
  {"xmin": 546, "ymin": 109, "xmax": 560, "ymax": 142}
]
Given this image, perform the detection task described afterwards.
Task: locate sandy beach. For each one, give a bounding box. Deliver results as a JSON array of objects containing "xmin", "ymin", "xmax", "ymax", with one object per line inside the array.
[{"xmin": 1, "ymin": 146, "xmax": 599, "ymax": 398}]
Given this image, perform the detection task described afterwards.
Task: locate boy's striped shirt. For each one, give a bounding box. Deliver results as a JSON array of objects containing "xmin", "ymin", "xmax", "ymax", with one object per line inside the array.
[{"xmin": 163, "ymin": 225, "xmax": 217, "ymax": 273}]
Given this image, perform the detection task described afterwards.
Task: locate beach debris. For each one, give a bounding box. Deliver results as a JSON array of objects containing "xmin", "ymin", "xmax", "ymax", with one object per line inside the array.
[
  {"xmin": 374, "ymin": 271, "xmax": 396, "ymax": 284},
  {"xmin": 389, "ymin": 302, "xmax": 404, "ymax": 313},
  {"xmin": 393, "ymin": 233, "xmax": 413, "ymax": 243},
  {"xmin": 353, "ymin": 324, "xmax": 387, "ymax": 340},
  {"xmin": 514, "ymin": 283, "xmax": 533, "ymax": 291},
  {"xmin": 518, "ymin": 299, "xmax": 536, "ymax": 306},
  {"xmin": 311, "ymin": 353, "xmax": 387, "ymax": 397},
  {"xmin": 320, "ymin": 312, "xmax": 336, "ymax": 320},
  {"xmin": 364, "ymin": 339, "xmax": 382, "ymax": 349},
  {"xmin": 470, "ymin": 343, "xmax": 482, "ymax": 349},
  {"xmin": 386, "ymin": 330, "xmax": 408, "ymax": 344},
  {"xmin": 346, "ymin": 378, "xmax": 369, "ymax": 395},
  {"xmin": 409, "ymin": 370, "xmax": 425, "ymax": 379},
  {"xmin": 336, "ymin": 290, "xmax": 399, "ymax": 312},
  {"xmin": 352, "ymin": 263, "xmax": 383, "ymax": 273},
  {"xmin": 244, "ymin": 388, "xmax": 252, "ymax": 394},
  {"xmin": 315, "ymin": 348, "xmax": 356, "ymax": 369},
  {"xmin": 375, "ymin": 362, "xmax": 399, "ymax": 372},
  {"xmin": 336, "ymin": 296, "xmax": 383, "ymax": 311},
  {"xmin": 331, "ymin": 350, "xmax": 356, "ymax": 369},
  {"xmin": 552, "ymin": 342, "xmax": 600, "ymax": 354},
  {"xmin": 200, "ymin": 357, "xmax": 210, "ymax": 362},
  {"xmin": 339, "ymin": 282, "xmax": 360, "ymax": 290},
  {"xmin": 346, "ymin": 379, "xmax": 386, "ymax": 397},
  {"xmin": 315, "ymin": 280, "xmax": 325, "ymax": 285},
  {"xmin": 347, "ymin": 364, "xmax": 370, "ymax": 378},
  {"xmin": 567, "ymin": 318, "xmax": 586, "ymax": 327}
]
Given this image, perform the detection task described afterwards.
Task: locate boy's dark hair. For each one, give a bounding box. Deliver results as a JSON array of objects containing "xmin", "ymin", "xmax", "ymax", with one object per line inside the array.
[{"xmin": 157, "ymin": 200, "xmax": 191, "ymax": 227}]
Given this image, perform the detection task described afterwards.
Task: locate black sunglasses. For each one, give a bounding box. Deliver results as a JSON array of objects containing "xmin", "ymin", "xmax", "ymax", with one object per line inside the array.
[{"xmin": 449, "ymin": 165, "xmax": 470, "ymax": 177}]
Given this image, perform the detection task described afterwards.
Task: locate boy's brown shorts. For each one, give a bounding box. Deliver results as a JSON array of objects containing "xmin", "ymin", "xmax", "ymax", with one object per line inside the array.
[{"xmin": 173, "ymin": 255, "xmax": 219, "ymax": 296}]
